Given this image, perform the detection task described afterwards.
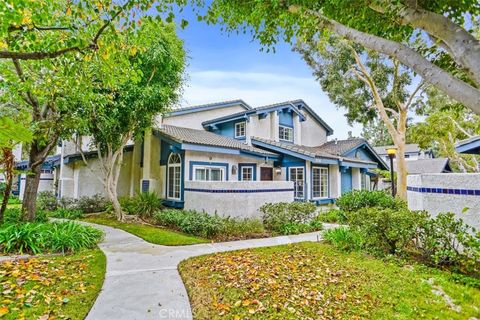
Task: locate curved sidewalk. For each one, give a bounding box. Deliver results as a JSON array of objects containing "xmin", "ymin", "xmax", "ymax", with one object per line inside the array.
[{"xmin": 85, "ymin": 222, "xmax": 337, "ymax": 320}]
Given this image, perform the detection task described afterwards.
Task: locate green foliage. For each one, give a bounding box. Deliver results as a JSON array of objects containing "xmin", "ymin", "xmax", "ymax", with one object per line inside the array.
[
  {"xmin": 336, "ymin": 190, "xmax": 405, "ymax": 213},
  {"xmin": 0, "ymin": 221, "xmax": 102, "ymax": 254},
  {"xmin": 75, "ymin": 194, "xmax": 109, "ymax": 214},
  {"xmin": 154, "ymin": 209, "xmax": 266, "ymax": 240},
  {"xmin": 260, "ymin": 202, "xmax": 317, "ymax": 233},
  {"xmin": 315, "ymin": 208, "xmax": 347, "ymax": 224},
  {"xmin": 416, "ymin": 213, "xmax": 480, "ymax": 273},
  {"xmin": 323, "ymin": 227, "xmax": 365, "ymax": 252},
  {"xmin": 49, "ymin": 208, "xmax": 84, "ymax": 220},
  {"xmin": 348, "ymin": 207, "xmax": 428, "ymax": 255},
  {"xmin": 36, "ymin": 191, "xmax": 58, "ymax": 211},
  {"xmin": 119, "ymin": 196, "xmax": 138, "ymax": 215},
  {"xmin": 278, "ymin": 221, "xmax": 323, "ymax": 235},
  {"xmin": 4, "ymin": 208, "xmax": 47, "ymax": 224},
  {"xmin": 155, "ymin": 209, "xmax": 225, "ymax": 239},
  {"xmin": 133, "ymin": 192, "xmax": 163, "ymax": 218}
]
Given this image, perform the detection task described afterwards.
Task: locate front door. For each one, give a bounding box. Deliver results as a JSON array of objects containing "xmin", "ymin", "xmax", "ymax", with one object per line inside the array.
[
  {"xmin": 341, "ymin": 167, "xmax": 352, "ymax": 194},
  {"xmin": 289, "ymin": 167, "xmax": 304, "ymax": 199},
  {"xmin": 260, "ymin": 167, "xmax": 273, "ymax": 181}
]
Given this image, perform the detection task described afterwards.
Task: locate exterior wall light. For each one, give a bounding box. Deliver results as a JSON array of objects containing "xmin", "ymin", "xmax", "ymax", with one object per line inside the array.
[
  {"xmin": 231, "ymin": 165, "xmax": 237, "ymax": 176},
  {"xmin": 275, "ymin": 167, "xmax": 282, "ymax": 175}
]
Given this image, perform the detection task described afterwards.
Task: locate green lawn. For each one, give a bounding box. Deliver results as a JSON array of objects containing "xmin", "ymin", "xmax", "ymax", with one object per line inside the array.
[
  {"xmin": 179, "ymin": 242, "xmax": 480, "ymax": 319},
  {"xmin": 0, "ymin": 248, "xmax": 105, "ymax": 320},
  {"xmin": 82, "ymin": 213, "xmax": 208, "ymax": 246}
]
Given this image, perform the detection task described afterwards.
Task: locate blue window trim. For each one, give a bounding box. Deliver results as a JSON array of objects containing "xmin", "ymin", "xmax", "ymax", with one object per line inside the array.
[
  {"xmin": 189, "ymin": 161, "xmax": 229, "ymax": 181},
  {"xmin": 165, "ymin": 151, "xmax": 185, "ymax": 203},
  {"xmin": 234, "ymin": 121, "xmax": 246, "ymax": 140},
  {"xmin": 279, "ymin": 124, "xmax": 294, "ymax": 143},
  {"xmin": 238, "ymin": 163, "xmax": 257, "ymax": 181},
  {"xmin": 285, "ymin": 163, "xmax": 307, "ymax": 201},
  {"xmin": 311, "ymin": 164, "xmax": 330, "ymax": 200}
]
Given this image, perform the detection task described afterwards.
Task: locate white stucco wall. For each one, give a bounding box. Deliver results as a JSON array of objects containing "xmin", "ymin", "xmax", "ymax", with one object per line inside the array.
[
  {"xmin": 300, "ymin": 113, "xmax": 328, "ymax": 147},
  {"xmin": 162, "ymin": 105, "xmax": 247, "ymax": 130},
  {"xmin": 248, "ymin": 114, "xmax": 272, "ymax": 142},
  {"xmin": 184, "ymin": 180, "xmax": 294, "ymax": 219},
  {"xmin": 407, "ymin": 174, "xmax": 480, "ymax": 229},
  {"xmin": 329, "ymin": 164, "xmax": 341, "ymax": 199}
]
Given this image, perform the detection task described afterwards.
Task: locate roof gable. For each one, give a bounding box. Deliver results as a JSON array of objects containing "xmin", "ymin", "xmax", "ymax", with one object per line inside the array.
[{"xmin": 289, "ymin": 99, "xmax": 334, "ymax": 136}]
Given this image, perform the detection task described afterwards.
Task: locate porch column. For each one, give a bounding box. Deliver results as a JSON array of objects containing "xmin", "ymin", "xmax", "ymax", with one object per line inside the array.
[
  {"xmin": 352, "ymin": 167, "xmax": 361, "ymax": 190},
  {"xmin": 294, "ymin": 114, "xmax": 302, "ymax": 145},
  {"xmin": 129, "ymin": 140, "xmax": 141, "ymax": 196},
  {"xmin": 140, "ymin": 128, "xmax": 153, "ymax": 193},
  {"xmin": 305, "ymin": 161, "xmax": 311, "ymax": 200}
]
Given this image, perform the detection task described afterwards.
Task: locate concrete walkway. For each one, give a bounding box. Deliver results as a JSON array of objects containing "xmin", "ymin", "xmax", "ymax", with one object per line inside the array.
[{"xmin": 84, "ymin": 222, "xmax": 338, "ymax": 320}]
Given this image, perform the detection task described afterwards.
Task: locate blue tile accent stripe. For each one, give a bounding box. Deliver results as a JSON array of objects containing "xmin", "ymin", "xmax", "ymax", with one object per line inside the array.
[
  {"xmin": 184, "ymin": 188, "xmax": 294, "ymax": 194},
  {"xmin": 407, "ymin": 186, "xmax": 480, "ymax": 196}
]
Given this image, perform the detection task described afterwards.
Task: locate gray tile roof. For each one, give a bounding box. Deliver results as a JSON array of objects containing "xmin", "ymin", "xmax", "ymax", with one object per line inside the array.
[
  {"xmin": 251, "ymin": 137, "xmax": 377, "ymax": 165},
  {"xmin": 315, "ymin": 138, "xmax": 365, "ymax": 156},
  {"xmin": 155, "ymin": 125, "xmax": 276, "ymax": 156},
  {"xmin": 393, "ymin": 158, "xmax": 451, "ymax": 174}
]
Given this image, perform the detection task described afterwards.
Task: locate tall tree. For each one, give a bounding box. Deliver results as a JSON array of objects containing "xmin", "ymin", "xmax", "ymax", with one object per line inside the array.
[
  {"xmin": 296, "ymin": 39, "xmax": 425, "ymax": 199},
  {"xmin": 0, "ymin": 1, "xmax": 171, "ymax": 220},
  {"xmin": 204, "ymin": 1, "xmax": 480, "ymax": 115},
  {"xmin": 410, "ymin": 88, "xmax": 480, "ymax": 173},
  {"xmin": 75, "ymin": 20, "xmax": 185, "ymax": 221},
  {"xmin": 362, "ymin": 119, "xmax": 394, "ymax": 147},
  {"xmin": 0, "ymin": 113, "xmax": 32, "ymax": 223}
]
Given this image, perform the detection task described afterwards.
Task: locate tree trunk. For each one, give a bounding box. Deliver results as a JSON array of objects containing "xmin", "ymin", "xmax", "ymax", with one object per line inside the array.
[
  {"xmin": 0, "ymin": 148, "xmax": 14, "ymax": 223},
  {"xmin": 395, "ymin": 141, "xmax": 407, "ymax": 200},
  {"xmin": 21, "ymin": 143, "xmax": 48, "ymax": 221}
]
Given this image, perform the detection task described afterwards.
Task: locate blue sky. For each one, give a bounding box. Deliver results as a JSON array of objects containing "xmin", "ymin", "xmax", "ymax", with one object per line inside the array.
[{"xmin": 166, "ymin": 6, "xmax": 362, "ymax": 139}]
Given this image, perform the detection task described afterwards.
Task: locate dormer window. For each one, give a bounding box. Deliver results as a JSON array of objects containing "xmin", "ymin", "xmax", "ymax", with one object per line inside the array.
[
  {"xmin": 235, "ymin": 122, "xmax": 246, "ymax": 138},
  {"xmin": 279, "ymin": 125, "xmax": 293, "ymax": 142}
]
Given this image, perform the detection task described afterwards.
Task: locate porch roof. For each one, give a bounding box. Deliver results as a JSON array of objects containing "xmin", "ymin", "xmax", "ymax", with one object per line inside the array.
[
  {"xmin": 154, "ymin": 125, "xmax": 278, "ymax": 158},
  {"xmin": 456, "ymin": 135, "xmax": 480, "ymax": 154},
  {"xmin": 251, "ymin": 137, "xmax": 379, "ymax": 168}
]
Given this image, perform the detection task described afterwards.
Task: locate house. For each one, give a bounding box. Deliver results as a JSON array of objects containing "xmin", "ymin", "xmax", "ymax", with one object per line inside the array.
[
  {"xmin": 18, "ymin": 99, "xmax": 388, "ymax": 217},
  {"xmin": 373, "ymin": 144, "xmax": 434, "ymax": 163},
  {"xmin": 456, "ymin": 135, "xmax": 480, "ymax": 155}
]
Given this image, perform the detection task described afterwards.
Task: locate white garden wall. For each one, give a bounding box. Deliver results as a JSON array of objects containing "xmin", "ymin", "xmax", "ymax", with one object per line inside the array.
[
  {"xmin": 407, "ymin": 174, "xmax": 480, "ymax": 230},
  {"xmin": 184, "ymin": 180, "xmax": 294, "ymax": 219}
]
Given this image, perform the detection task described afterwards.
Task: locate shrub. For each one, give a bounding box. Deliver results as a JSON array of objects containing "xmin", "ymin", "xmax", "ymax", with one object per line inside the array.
[
  {"xmin": 222, "ymin": 218, "xmax": 266, "ymax": 239},
  {"xmin": 323, "ymin": 227, "xmax": 365, "ymax": 252},
  {"xmin": 416, "ymin": 212, "xmax": 480, "ymax": 273},
  {"xmin": 49, "ymin": 208, "xmax": 84, "ymax": 220},
  {"xmin": 36, "ymin": 191, "xmax": 58, "ymax": 211},
  {"xmin": 260, "ymin": 202, "xmax": 317, "ymax": 233},
  {"xmin": 0, "ymin": 221, "xmax": 102, "ymax": 254},
  {"xmin": 134, "ymin": 192, "xmax": 162, "ymax": 218},
  {"xmin": 348, "ymin": 207, "xmax": 428, "ymax": 255},
  {"xmin": 75, "ymin": 194, "xmax": 109, "ymax": 213},
  {"xmin": 336, "ymin": 190, "xmax": 405, "ymax": 213},
  {"xmin": 278, "ymin": 221, "xmax": 323, "ymax": 235},
  {"xmin": 3, "ymin": 208, "xmax": 48, "ymax": 223},
  {"xmin": 315, "ymin": 208, "xmax": 347, "ymax": 224},
  {"xmin": 119, "ymin": 196, "xmax": 138, "ymax": 215},
  {"xmin": 155, "ymin": 209, "xmax": 224, "ymax": 238},
  {"xmin": 58, "ymin": 197, "xmax": 77, "ymax": 210}
]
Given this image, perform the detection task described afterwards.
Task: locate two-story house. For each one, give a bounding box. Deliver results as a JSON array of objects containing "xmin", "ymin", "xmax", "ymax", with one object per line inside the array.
[{"xmin": 50, "ymin": 99, "xmax": 387, "ymax": 217}]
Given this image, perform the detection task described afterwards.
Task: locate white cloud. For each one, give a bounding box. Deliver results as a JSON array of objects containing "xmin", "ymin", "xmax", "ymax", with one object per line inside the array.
[{"xmin": 180, "ymin": 69, "xmax": 362, "ymax": 140}]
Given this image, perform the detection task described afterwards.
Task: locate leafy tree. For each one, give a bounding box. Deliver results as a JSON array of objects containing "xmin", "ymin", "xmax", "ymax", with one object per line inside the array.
[
  {"xmin": 410, "ymin": 88, "xmax": 480, "ymax": 173},
  {"xmin": 204, "ymin": 0, "xmax": 480, "ymax": 115},
  {"xmin": 0, "ymin": 1, "xmax": 172, "ymax": 221},
  {"xmin": 362, "ymin": 119, "xmax": 394, "ymax": 147},
  {"xmin": 74, "ymin": 21, "xmax": 185, "ymax": 221},
  {"xmin": 0, "ymin": 112, "xmax": 32, "ymax": 223},
  {"xmin": 296, "ymin": 38, "xmax": 425, "ymax": 199}
]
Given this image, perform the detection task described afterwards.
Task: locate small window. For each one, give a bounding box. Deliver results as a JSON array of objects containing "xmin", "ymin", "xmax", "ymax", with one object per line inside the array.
[
  {"xmin": 194, "ymin": 166, "xmax": 224, "ymax": 181},
  {"xmin": 235, "ymin": 122, "xmax": 246, "ymax": 138},
  {"xmin": 241, "ymin": 166, "xmax": 253, "ymax": 181},
  {"xmin": 279, "ymin": 125, "xmax": 293, "ymax": 142}
]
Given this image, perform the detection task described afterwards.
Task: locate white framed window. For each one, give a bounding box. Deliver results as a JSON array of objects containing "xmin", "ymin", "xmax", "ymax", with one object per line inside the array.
[
  {"xmin": 312, "ymin": 167, "xmax": 329, "ymax": 198},
  {"xmin": 235, "ymin": 122, "xmax": 246, "ymax": 138},
  {"xmin": 279, "ymin": 125, "xmax": 293, "ymax": 142},
  {"xmin": 361, "ymin": 173, "xmax": 370, "ymax": 190},
  {"xmin": 289, "ymin": 167, "xmax": 304, "ymax": 199},
  {"xmin": 241, "ymin": 166, "xmax": 254, "ymax": 181},
  {"xmin": 167, "ymin": 153, "xmax": 181, "ymax": 200},
  {"xmin": 194, "ymin": 166, "xmax": 225, "ymax": 181}
]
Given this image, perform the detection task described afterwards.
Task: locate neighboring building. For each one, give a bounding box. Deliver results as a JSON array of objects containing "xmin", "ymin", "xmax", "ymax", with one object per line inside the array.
[
  {"xmin": 17, "ymin": 99, "xmax": 388, "ymax": 217},
  {"xmin": 373, "ymin": 144, "xmax": 434, "ymax": 163},
  {"xmin": 393, "ymin": 158, "xmax": 452, "ymax": 174},
  {"xmin": 456, "ymin": 135, "xmax": 480, "ymax": 155}
]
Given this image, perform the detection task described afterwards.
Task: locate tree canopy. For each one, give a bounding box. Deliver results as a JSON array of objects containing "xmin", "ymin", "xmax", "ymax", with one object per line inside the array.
[{"xmin": 204, "ymin": 0, "xmax": 480, "ymax": 114}]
